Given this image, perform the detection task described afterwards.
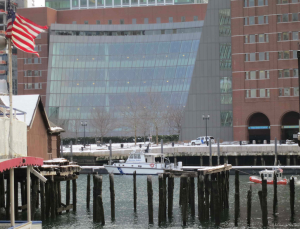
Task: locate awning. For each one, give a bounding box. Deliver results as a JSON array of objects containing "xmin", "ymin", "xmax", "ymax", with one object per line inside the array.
[{"xmin": 0, "ymin": 157, "xmax": 43, "ymax": 173}]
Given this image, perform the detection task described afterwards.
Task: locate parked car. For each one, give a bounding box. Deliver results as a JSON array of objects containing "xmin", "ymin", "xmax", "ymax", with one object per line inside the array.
[{"xmin": 190, "ymin": 136, "xmax": 215, "ymax": 145}]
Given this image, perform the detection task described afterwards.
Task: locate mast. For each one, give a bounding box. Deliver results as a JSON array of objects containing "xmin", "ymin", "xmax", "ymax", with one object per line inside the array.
[{"xmin": 8, "ymin": 38, "xmax": 13, "ymax": 158}]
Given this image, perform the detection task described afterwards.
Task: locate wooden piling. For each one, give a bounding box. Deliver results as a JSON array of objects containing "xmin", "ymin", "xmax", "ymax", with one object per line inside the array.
[
  {"xmin": 97, "ymin": 194, "xmax": 105, "ymax": 225},
  {"xmin": 273, "ymin": 171, "xmax": 277, "ymax": 215},
  {"xmin": 66, "ymin": 180, "xmax": 70, "ymax": 213},
  {"xmin": 31, "ymin": 177, "xmax": 38, "ymax": 220},
  {"xmin": 204, "ymin": 174, "xmax": 210, "ymax": 221},
  {"xmin": 247, "ymin": 186, "xmax": 252, "ymax": 226},
  {"xmin": 58, "ymin": 182, "xmax": 62, "ymax": 215},
  {"xmin": 181, "ymin": 176, "xmax": 188, "ymax": 226},
  {"xmin": 259, "ymin": 175, "xmax": 268, "ymax": 227},
  {"xmin": 189, "ymin": 177, "xmax": 195, "ymax": 216},
  {"xmin": 36, "ymin": 180, "xmax": 40, "ymax": 209},
  {"xmin": 168, "ymin": 174, "xmax": 174, "ymax": 220},
  {"xmin": 162, "ymin": 174, "xmax": 167, "ymax": 221},
  {"xmin": 200, "ymin": 156, "xmax": 203, "ymax": 166},
  {"xmin": 179, "ymin": 177, "xmax": 183, "ymax": 206},
  {"xmin": 45, "ymin": 181, "xmax": 50, "ymax": 219},
  {"xmin": 72, "ymin": 179, "xmax": 77, "ymax": 212},
  {"xmin": 147, "ymin": 175, "xmax": 154, "ymax": 224},
  {"xmin": 109, "ymin": 173, "xmax": 115, "ymax": 221},
  {"xmin": 133, "ymin": 171, "xmax": 137, "ymax": 212},
  {"xmin": 225, "ymin": 171, "xmax": 230, "ymax": 209},
  {"xmin": 40, "ymin": 181, "xmax": 45, "ymax": 221},
  {"xmin": 50, "ymin": 180, "xmax": 56, "ymax": 220},
  {"xmin": 0, "ymin": 173, "xmax": 4, "ymax": 209},
  {"xmin": 210, "ymin": 174, "xmax": 214, "ymax": 219},
  {"xmin": 86, "ymin": 174, "xmax": 90, "ymax": 209},
  {"xmin": 158, "ymin": 174, "xmax": 164, "ymax": 226},
  {"xmin": 234, "ymin": 170, "xmax": 240, "ymax": 226},
  {"xmin": 212, "ymin": 180, "xmax": 220, "ymax": 226},
  {"xmin": 290, "ymin": 177, "xmax": 295, "ymax": 217},
  {"xmin": 198, "ymin": 172, "xmax": 205, "ymax": 222}
]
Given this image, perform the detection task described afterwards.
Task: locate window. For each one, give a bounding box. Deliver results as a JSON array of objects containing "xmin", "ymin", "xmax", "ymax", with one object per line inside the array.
[
  {"xmin": 292, "ymin": 13, "xmax": 299, "ymax": 21},
  {"xmin": 278, "ymin": 51, "xmax": 290, "ymax": 59},
  {"xmin": 132, "ymin": 19, "xmax": 136, "ymax": 24},
  {"xmin": 84, "ymin": 21, "xmax": 88, "ymax": 24},
  {"xmin": 120, "ymin": 19, "xmax": 124, "ymax": 24},
  {"xmin": 72, "ymin": 21, "xmax": 77, "ymax": 24},
  {"xmin": 36, "ymin": 34, "xmax": 41, "ymax": 39},
  {"xmin": 283, "ymin": 14, "xmax": 289, "ymax": 22},
  {"xmin": 293, "ymin": 69, "xmax": 298, "ymax": 77},
  {"xmin": 181, "ymin": 16, "xmax": 185, "ymax": 22},
  {"xmin": 34, "ymin": 45, "xmax": 41, "ymax": 51},
  {"xmin": 249, "ymin": 0, "xmax": 254, "ymax": 6},
  {"xmin": 258, "ymin": 0, "xmax": 266, "ymax": 6},
  {"xmin": 251, "ymin": 89, "xmax": 256, "ymax": 97},
  {"xmin": 219, "ymin": 9, "xmax": 231, "ymax": 36},
  {"xmin": 220, "ymin": 111, "xmax": 233, "ymax": 127},
  {"xmin": 250, "ymin": 34, "xmax": 255, "ymax": 43},
  {"xmin": 220, "ymin": 77, "xmax": 232, "ymax": 93},
  {"xmin": 193, "ymin": 16, "xmax": 198, "ymax": 21},
  {"xmin": 278, "ymin": 69, "xmax": 290, "ymax": 78},
  {"xmin": 294, "ymin": 87, "xmax": 299, "ymax": 96},
  {"xmin": 156, "ymin": 17, "xmax": 161, "ymax": 23},
  {"xmin": 278, "ymin": 33, "xmax": 282, "ymax": 41},
  {"xmin": 169, "ymin": 17, "xmax": 173, "ymax": 23},
  {"xmin": 144, "ymin": 18, "xmax": 148, "ymax": 24},
  {"xmin": 292, "ymin": 32, "xmax": 298, "ymax": 40},
  {"xmin": 283, "ymin": 32, "xmax": 289, "ymax": 40},
  {"xmin": 244, "ymin": 0, "xmax": 247, "ymax": 7},
  {"xmin": 108, "ymin": 20, "xmax": 112, "ymax": 25},
  {"xmin": 249, "ymin": 16, "xmax": 255, "ymax": 25},
  {"xmin": 277, "ymin": 15, "xmax": 281, "ymax": 23},
  {"xmin": 245, "ymin": 35, "xmax": 248, "ymax": 43},
  {"xmin": 259, "ymin": 71, "xmax": 265, "ymax": 79},
  {"xmin": 292, "ymin": 0, "xmax": 299, "ymax": 3},
  {"xmin": 245, "ymin": 54, "xmax": 248, "ymax": 61},
  {"xmin": 260, "ymin": 89, "xmax": 266, "ymax": 97},
  {"xmin": 279, "ymin": 88, "xmax": 290, "ymax": 96},
  {"xmin": 245, "ymin": 18, "xmax": 248, "ymax": 25},
  {"xmin": 34, "ymin": 83, "xmax": 42, "ymax": 89},
  {"xmin": 258, "ymin": 34, "xmax": 264, "ymax": 42},
  {"xmin": 250, "ymin": 53, "xmax": 256, "ymax": 61},
  {"xmin": 259, "ymin": 52, "xmax": 265, "ymax": 60},
  {"xmin": 250, "ymin": 71, "xmax": 256, "ymax": 79},
  {"xmin": 258, "ymin": 16, "xmax": 264, "ymax": 24},
  {"xmin": 96, "ymin": 20, "xmax": 100, "ymax": 24}
]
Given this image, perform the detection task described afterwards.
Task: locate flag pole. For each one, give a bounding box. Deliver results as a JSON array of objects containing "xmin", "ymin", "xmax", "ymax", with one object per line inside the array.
[{"xmin": 8, "ymin": 37, "xmax": 13, "ymax": 158}]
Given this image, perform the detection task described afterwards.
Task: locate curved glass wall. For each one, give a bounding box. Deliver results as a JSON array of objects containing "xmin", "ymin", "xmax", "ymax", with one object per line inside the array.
[{"xmin": 47, "ymin": 36, "xmax": 200, "ymax": 136}]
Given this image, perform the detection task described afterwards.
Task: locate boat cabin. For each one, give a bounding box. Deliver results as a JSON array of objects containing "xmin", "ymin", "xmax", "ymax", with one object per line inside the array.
[
  {"xmin": 259, "ymin": 169, "xmax": 283, "ymax": 180},
  {"xmin": 125, "ymin": 150, "xmax": 156, "ymax": 164}
]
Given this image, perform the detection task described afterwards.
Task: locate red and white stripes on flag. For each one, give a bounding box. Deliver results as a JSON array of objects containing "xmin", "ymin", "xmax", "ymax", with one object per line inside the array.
[{"xmin": 6, "ymin": 14, "xmax": 48, "ymax": 57}]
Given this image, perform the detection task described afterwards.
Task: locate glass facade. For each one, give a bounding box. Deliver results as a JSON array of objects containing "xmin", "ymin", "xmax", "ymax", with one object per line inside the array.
[
  {"xmin": 46, "ymin": 0, "xmax": 209, "ymax": 10},
  {"xmin": 219, "ymin": 9, "xmax": 231, "ymax": 36},
  {"xmin": 47, "ymin": 29, "xmax": 201, "ymax": 136},
  {"xmin": 219, "ymin": 43, "xmax": 231, "ymax": 70}
]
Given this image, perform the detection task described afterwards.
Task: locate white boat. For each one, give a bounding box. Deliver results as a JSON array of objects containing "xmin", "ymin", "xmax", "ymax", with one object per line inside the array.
[
  {"xmin": 104, "ymin": 147, "xmax": 182, "ymax": 175},
  {"xmin": 249, "ymin": 168, "xmax": 288, "ymax": 185}
]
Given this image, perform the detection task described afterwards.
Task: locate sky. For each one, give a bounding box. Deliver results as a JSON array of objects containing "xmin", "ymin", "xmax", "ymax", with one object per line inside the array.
[{"xmin": 28, "ymin": 0, "xmax": 45, "ymax": 7}]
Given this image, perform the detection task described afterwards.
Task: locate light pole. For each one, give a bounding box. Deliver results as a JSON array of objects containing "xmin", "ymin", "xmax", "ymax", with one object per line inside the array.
[
  {"xmin": 202, "ymin": 115, "xmax": 210, "ymax": 146},
  {"xmin": 81, "ymin": 121, "xmax": 87, "ymax": 148},
  {"xmin": 298, "ymin": 50, "xmax": 300, "ymax": 146}
]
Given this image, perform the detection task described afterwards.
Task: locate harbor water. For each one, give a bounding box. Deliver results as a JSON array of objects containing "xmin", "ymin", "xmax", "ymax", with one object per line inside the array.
[{"xmin": 37, "ymin": 174, "xmax": 300, "ymax": 228}]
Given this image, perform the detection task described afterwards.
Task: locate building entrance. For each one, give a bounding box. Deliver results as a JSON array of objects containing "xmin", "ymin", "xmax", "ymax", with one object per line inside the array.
[
  {"xmin": 248, "ymin": 113, "xmax": 270, "ymax": 144},
  {"xmin": 281, "ymin": 112, "xmax": 299, "ymax": 141}
]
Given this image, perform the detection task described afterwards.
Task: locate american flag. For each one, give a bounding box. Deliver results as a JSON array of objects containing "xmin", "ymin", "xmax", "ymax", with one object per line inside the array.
[{"xmin": 6, "ymin": 0, "xmax": 48, "ymax": 57}]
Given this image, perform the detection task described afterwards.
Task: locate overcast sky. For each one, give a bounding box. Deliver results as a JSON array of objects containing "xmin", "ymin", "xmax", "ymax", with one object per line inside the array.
[{"xmin": 28, "ymin": 0, "xmax": 45, "ymax": 7}]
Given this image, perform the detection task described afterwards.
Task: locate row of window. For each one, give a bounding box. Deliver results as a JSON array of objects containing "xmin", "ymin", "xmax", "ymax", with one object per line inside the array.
[
  {"xmin": 246, "ymin": 88, "xmax": 299, "ymax": 98},
  {"xmin": 277, "ymin": 13, "xmax": 300, "ymax": 23},
  {"xmin": 24, "ymin": 83, "xmax": 42, "ymax": 90},
  {"xmin": 277, "ymin": 31, "xmax": 299, "ymax": 41},
  {"xmin": 245, "ymin": 33, "xmax": 269, "ymax": 43},
  {"xmin": 79, "ymin": 16, "xmax": 199, "ymax": 25},
  {"xmin": 24, "ymin": 58, "xmax": 42, "ymax": 64},
  {"xmin": 24, "ymin": 70, "xmax": 42, "ymax": 77},
  {"xmin": 277, "ymin": 0, "xmax": 300, "ymax": 4},
  {"xmin": 244, "ymin": 16, "xmax": 268, "ymax": 25},
  {"xmin": 244, "ymin": 50, "xmax": 299, "ymax": 61},
  {"xmin": 245, "ymin": 0, "xmax": 300, "ymax": 8},
  {"xmin": 245, "ymin": 69, "xmax": 298, "ymax": 79},
  {"xmin": 279, "ymin": 87, "xmax": 299, "ymax": 96},
  {"xmin": 245, "ymin": 52, "xmax": 269, "ymax": 61},
  {"xmin": 34, "ymin": 45, "xmax": 42, "ymax": 52},
  {"xmin": 54, "ymin": 27, "xmax": 202, "ymax": 37},
  {"xmin": 244, "ymin": 0, "xmax": 268, "ymax": 7}
]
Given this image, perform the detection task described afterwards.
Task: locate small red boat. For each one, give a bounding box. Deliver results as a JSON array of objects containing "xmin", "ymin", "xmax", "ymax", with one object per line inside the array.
[{"xmin": 249, "ymin": 168, "xmax": 288, "ymax": 185}]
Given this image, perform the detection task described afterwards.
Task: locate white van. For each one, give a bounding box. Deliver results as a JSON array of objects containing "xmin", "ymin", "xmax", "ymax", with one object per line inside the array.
[{"xmin": 191, "ymin": 136, "xmax": 215, "ymax": 145}]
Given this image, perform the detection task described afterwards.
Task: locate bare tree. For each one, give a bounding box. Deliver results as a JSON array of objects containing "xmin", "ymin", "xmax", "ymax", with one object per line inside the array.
[
  {"xmin": 138, "ymin": 106, "xmax": 152, "ymax": 143},
  {"xmin": 69, "ymin": 120, "xmax": 81, "ymax": 144},
  {"xmin": 120, "ymin": 95, "xmax": 144, "ymax": 145},
  {"xmin": 146, "ymin": 92, "xmax": 168, "ymax": 145},
  {"xmin": 165, "ymin": 105, "xmax": 185, "ymax": 138},
  {"xmin": 91, "ymin": 108, "xmax": 115, "ymax": 143}
]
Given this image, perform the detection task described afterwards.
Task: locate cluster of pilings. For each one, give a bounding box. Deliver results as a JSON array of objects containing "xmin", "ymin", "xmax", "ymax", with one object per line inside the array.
[{"xmin": 0, "ymin": 158, "xmax": 81, "ymax": 221}]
